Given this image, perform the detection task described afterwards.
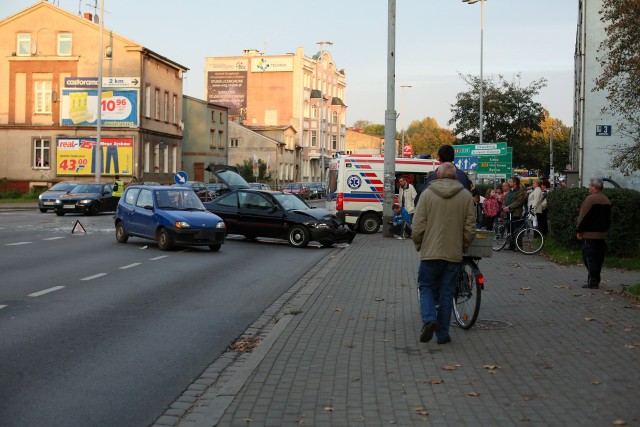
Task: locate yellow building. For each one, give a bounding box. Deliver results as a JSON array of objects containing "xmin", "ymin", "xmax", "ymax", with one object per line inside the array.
[
  {"xmin": 205, "ymin": 48, "xmax": 347, "ymax": 181},
  {"xmin": 0, "ymin": 1, "xmax": 188, "ymax": 190}
]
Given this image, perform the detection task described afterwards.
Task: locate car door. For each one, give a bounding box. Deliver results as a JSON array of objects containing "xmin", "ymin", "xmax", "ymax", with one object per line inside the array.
[
  {"xmin": 130, "ymin": 189, "xmax": 156, "ymax": 238},
  {"xmin": 210, "ymin": 192, "xmax": 240, "ymax": 233},
  {"xmin": 118, "ymin": 188, "xmax": 139, "ymax": 232},
  {"xmin": 100, "ymin": 183, "xmax": 117, "ymax": 212},
  {"xmin": 237, "ymin": 191, "xmax": 284, "ymax": 238}
]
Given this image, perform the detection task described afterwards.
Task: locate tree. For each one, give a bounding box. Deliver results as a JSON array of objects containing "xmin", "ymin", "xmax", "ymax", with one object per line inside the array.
[
  {"xmin": 528, "ymin": 111, "xmax": 571, "ymax": 176},
  {"xmin": 236, "ymin": 158, "xmax": 268, "ymax": 182},
  {"xmin": 595, "ymin": 0, "xmax": 640, "ymax": 174},
  {"xmin": 351, "ymin": 120, "xmax": 371, "ymax": 130},
  {"xmin": 362, "ymin": 124, "xmax": 385, "ymax": 137},
  {"xmin": 405, "ymin": 118, "xmax": 455, "ymax": 158},
  {"xmin": 448, "ymin": 73, "xmax": 547, "ymax": 167}
]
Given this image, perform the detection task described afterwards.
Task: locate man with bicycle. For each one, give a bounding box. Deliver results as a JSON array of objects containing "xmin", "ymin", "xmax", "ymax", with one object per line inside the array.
[
  {"xmin": 412, "ymin": 162, "xmax": 476, "ymax": 345},
  {"xmin": 502, "ymin": 176, "xmax": 527, "ymax": 250}
]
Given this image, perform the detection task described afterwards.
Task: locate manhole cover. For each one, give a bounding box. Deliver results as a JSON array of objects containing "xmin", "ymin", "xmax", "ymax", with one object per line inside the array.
[{"xmin": 472, "ymin": 319, "xmax": 515, "ymax": 330}]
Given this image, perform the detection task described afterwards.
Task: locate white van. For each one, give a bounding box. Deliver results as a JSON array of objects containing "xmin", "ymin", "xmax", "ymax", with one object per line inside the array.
[{"xmin": 326, "ymin": 154, "xmax": 440, "ymax": 233}]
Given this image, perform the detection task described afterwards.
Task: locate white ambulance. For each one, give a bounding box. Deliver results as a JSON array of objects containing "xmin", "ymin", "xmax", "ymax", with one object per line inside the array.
[{"xmin": 326, "ymin": 154, "xmax": 440, "ymax": 233}]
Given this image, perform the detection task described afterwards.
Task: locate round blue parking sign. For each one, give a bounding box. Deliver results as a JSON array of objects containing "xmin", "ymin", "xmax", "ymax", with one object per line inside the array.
[{"xmin": 174, "ymin": 171, "xmax": 188, "ymax": 184}]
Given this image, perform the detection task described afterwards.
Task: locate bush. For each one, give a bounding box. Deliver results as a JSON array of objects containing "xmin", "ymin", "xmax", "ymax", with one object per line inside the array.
[
  {"xmin": 547, "ymin": 187, "xmax": 640, "ymax": 257},
  {"xmin": 0, "ymin": 190, "xmax": 23, "ymax": 199}
]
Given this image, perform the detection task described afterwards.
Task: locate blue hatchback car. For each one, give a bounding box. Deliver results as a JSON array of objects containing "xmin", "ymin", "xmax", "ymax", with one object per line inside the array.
[{"xmin": 115, "ymin": 185, "xmax": 226, "ymax": 251}]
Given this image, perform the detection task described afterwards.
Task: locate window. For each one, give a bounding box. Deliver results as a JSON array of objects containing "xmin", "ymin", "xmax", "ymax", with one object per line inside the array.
[
  {"xmin": 210, "ymin": 130, "xmax": 215, "ymax": 148},
  {"xmin": 218, "ymin": 112, "xmax": 222, "ymax": 123},
  {"xmin": 144, "ymin": 142, "xmax": 150, "ymax": 172},
  {"xmin": 312, "ymin": 105, "xmax": 318, "ymax": 118},
  {"xmin": 172, "ymin": 146, "xmax": 177, "ymax": 173},
  {"xmin": 57, "ymin": 33, "xmax": 72, "ymax": 56},
  {"xmin": 164, "ymin": 92, "xmax": 169, "ymax": 122},
  {"xmin": 332, "ymin": 135, "xmax": 337, "ymax": 150},
  {"xmin": 218, "ymin": 131, "xmax": 224, "ymax": 149},
  {"xmin": 33, "ymin": 138, "xmax": 50, "ymax": 168},
  {"xmin": 230, "ymin": 138, "xmax": 239, "ymax": 148},
  {"xmin": 172, "ymin": 94, "xmax": 177, "ymax": 123},
  {"xmin": 136, "ymin": 189, "xmax": 153, "ymax": 208},
  {"xmin": 34, "ymin": 81, "xmax": 52, "ymax": 113},
  {"xmin": 144, "ymin": 85, "xmax": 151, "ymax": 118},
  {"xmin": 124, "ymin": 188, "xmax": 140, "ymax": 205},
  {"xmin": 155, "ymin": 88, "xmax": 160, "ymax": 120},
  {"xmin": 17, "ymin": 33, "xmax": 31, "ymax": 56},
  {"xmin": 163, "ymin": 146, "xmax": 169, "ymax": 173},
  {"xmin": 154, "ymin": 144, "xmax": 160, "ymax": 170},
  {"xmin": 332, "ymin": 111, "xmax": 338, "ymax": 124},
  {"xmin": 311, "ymin": 131, "xmax": 317, "ymax": 147}
]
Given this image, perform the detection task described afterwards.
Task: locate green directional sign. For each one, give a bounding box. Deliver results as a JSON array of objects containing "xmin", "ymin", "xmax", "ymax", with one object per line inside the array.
[
  {"xmin": 477, "ymin": 147, "xmax": 512, "ymax": 178},
  {"xmin": 453, "ymin": 142, "xmax": 508, "ymax": 157}
]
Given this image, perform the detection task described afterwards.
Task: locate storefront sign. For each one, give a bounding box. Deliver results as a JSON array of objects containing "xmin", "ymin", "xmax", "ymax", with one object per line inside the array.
[
  {"xmin": 60, "ymin": 89, "xmax": 139, "ymax": 127},
  {"xmin": 56, "ymin": 137, "xmax": 134, "ymax": 176}
]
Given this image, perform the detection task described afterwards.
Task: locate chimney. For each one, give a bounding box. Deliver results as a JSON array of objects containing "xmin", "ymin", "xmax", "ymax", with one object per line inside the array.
[{"xmin": 83, "ymin": 12, "xmax": 92, "ymax": 21}]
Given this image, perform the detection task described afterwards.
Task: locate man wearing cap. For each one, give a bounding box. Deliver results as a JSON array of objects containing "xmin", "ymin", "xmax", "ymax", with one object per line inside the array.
[{"xmin": 412, "ymin": 162, "xmax": 476, "ymax": 345}]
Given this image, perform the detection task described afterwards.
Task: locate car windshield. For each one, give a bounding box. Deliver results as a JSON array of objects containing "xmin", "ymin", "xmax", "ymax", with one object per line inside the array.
[
  {"xmin": 50, "ymin": 182, "xmax": 77, "ymax": 192},
  {"xmin": 71, "ymin": 184, "xmax": 103, "ymax": 194},
  {"xmin": 156, "ymin": 189, "xmax": 205, "ymax": 211},
  {"xmin": 273, "ymin": 193, "xmax": 310, "ymax": 211}
]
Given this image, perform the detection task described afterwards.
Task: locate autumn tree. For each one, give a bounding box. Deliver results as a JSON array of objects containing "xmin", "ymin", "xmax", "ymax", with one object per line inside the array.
[
  {"xmin": 595, "ymin": 0, "xmax": 640, "ymax": 173},
  {"xmin": 405, "ymin": 117, "xmax": 455, "ymax": 158},
  {"xmin": 362, "ymin": 124, "xmax": 385, "ymax": 137},
  {"xmin": 528, "ymin": 111, "xmax": 571, "ymax": 176},
  {"xmin": 351, "ymin": 120, "xmax": 371, "ymax": 130},
  {"xmin": 448, "ymin": 73, "xmax": 546, "ymax": 168}
]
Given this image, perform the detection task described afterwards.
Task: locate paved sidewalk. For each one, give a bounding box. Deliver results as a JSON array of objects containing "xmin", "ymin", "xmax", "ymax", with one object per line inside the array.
[{"xmin": 156, "ymin": 233, "xmax": 640, "ymax": 427}]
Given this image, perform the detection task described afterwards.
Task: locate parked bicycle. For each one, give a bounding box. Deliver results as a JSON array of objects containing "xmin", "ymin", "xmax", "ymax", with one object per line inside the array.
[{"xmin": 492, "ymin": 208, "xmax": 544, "ymax": 255}]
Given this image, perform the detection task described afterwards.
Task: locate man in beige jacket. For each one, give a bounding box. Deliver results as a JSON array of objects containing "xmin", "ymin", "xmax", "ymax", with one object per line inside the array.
[{"xmin": 412, "ymin": 162, "xmax": 476, "ymax": 344}]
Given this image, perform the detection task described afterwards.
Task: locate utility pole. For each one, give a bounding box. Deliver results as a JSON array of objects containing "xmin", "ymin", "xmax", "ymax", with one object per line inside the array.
[
  {"xmin": 383, "ymin": 0, "xmax": 397, "ymax": 238},
  {"xmin": 95, "ymin": 0, "xmax": 105, "ymax": 183}
]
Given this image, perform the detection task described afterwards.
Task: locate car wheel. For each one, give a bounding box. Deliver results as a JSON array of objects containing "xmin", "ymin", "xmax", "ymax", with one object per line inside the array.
[
  {"xmin": 115, "ymin": 221, "xmax": 129, "ymax": 243},
  {"xmin": 55, "ymin": 210, "xmax": 65, "ymax": 216},
  {"xmin": 209, "ymin": 244, "xmax": 221, "ymax": 252},
  {"xmin": 157, "ymin": 228, "xmax": 173, "ymax": 251},
  {"xmin": 359, "ymin": 213, "xmax": 381, "ymax": 234},
  {"xmin": 288, "ymin": 225, "xmax": 310, "ymax": 248},
  {"xmin": 89, "ymin": 203, "xmax": 100, "ymax": 216},
  {"xmin": 39, "ymin": 208, "xmax": 47, "ymax": 213}
]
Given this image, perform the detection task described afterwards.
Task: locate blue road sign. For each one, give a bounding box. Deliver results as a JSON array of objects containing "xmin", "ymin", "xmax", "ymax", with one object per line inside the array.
[
  {"xmin": 174, "ymin": 171, "xmax": 188, "ymax": 184},
  {"xmin": 454, "ymin": 156, "xmax": 479, "ymax": 171}
]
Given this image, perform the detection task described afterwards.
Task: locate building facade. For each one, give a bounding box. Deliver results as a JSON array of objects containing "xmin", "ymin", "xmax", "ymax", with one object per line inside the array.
[
  {"xmin": 182, "ymin": 96, "xmax": 228, "ymax": 182},
  {"xmin": 0, "ymin": 2, "xmax": 187, "ymax": 191},
  {"xmin": 345, "ymin": 128, "xmax": 384, "ymax": 155},
  {"xmin": 205, "ymin": 48, "xmax": 347, "ymax": 182},
  {"xmin": 572, "ymin": 0, "xmax": 640, "ymax": 189}
]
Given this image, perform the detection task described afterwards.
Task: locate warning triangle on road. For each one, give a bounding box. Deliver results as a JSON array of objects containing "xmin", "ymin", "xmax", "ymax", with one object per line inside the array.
[{"xmin": 72, "ymin": 220, "xmax": 86, "ymax": 234}]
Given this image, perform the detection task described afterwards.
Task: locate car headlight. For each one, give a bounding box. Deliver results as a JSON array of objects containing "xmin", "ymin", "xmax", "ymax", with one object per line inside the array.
[
  {"xmin": 312, "ymin": 223, "xmax": 330, "ymax": 229},
  {"xmin": 175, "ymin": 221, "xmax": 190, "ymax": 229},
  {"xmin": 38, "ymin": 194, "xmax": 43, "ymax": 200},
  {"xmin": 79, "ymin": 199, "xmax": 92, "ymax": 204},
  {"xmin": 216, "ymin": 221, "xmax": 226, "ymax": 229},
  {"xmin": 55, "ymin": 199, "xmax": 62, "ymax": 204}
]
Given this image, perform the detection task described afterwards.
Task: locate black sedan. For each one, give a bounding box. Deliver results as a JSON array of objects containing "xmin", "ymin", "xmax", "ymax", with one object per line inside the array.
[
  {"xmin": 38, "ymin": 181, "xmax": 79, "ymax": 212},
  {"xmin": 203, "ymin": 168, "xmax": 355, "ymax": 248},
  {"xmin": 54, "ymin": 182, "xmax": 119, "ymax": 216}
]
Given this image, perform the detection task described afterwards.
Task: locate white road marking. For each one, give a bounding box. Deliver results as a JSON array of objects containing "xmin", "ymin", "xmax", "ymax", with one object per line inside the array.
[
  {"xmin": 6, "ymin": 242, "xmax": 31, "ymax": 246},
  {"xmin": 80, "ymin": 273, "xmax": 108, "ymax": 281},
  {"xmin": 119, "ymin": 263, "xmax": 141, "ymax": 270},
  {"xmin": 28, "ymin": 286, "xmax": 65, "ymax": 297},
  {"xmin": 150, "ymin": 256, "xmax": 168, "ymax": 261},
  {"xmin": 42, "ymin": 236, "xmax": 66, "ymax": 241},
  {"xmin": 0, "ymin": 305, "xmax": 7, "ymax": 310}
]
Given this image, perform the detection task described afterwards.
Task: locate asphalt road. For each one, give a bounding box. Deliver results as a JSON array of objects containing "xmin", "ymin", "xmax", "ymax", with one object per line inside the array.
[{"xmin": 0, "ymin": 208, "xmax": 332, "ymax": 426}]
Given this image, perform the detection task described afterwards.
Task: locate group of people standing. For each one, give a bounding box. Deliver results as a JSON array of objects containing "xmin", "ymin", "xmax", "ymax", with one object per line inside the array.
[{"xmin": 401, "ymin": 144, "xmax": 611, "ymax": 346}]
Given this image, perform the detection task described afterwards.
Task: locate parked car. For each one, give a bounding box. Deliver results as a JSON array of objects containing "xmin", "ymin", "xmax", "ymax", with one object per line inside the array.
[
  {"xmin": 203, "ymin": 167, "xmax": 355, "ymax": 248},
  {"xmin": 205, "ymin": 183, "xmax": 228, "ymax": 197},
  {"xmin": 171, "ymin": 181, "xmax": 212, "ymax": 202},
  {"xmin": 283, "ymin": 182, "xmax": 311, "ymax": 200},
  {"xmin": 249, "ymin": 183, "xmax": 272, "ymax": 190},
  {"xmin": 115, "ymin": 185, "xmax": 226, "ymax": 251},
  {"xmin": 308, "ymin": 182, "xmax": 327, "ymax": 199},
  {"xmin": 38, "ymin": 181, "xmax": 80, "ymax": 213},
  {"xmin": 53, "ymin": 182, "xmax": 119, "ymax": 216}
]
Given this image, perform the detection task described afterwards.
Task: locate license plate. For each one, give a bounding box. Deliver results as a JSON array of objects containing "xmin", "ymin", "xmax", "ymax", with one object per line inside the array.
[
  {"xmin": 63, "ymin": 205, "xmax": 76, "ymax": 209},
  {"xmin": 44, "ymin": 202, "xmax": 55, "ymax": 206}
]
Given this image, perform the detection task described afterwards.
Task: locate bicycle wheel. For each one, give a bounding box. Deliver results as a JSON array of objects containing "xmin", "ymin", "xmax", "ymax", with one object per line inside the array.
[
  {"xmin": 516, "ymin": 227, "xmax": 544, "ymax": 255},
  {"xmin": 453, "ymin": 260, "xmax": 481, "ymax": 329},
  {"xmin": 492, "ymin": 222, "xmax": 508, "ymax": 251}
]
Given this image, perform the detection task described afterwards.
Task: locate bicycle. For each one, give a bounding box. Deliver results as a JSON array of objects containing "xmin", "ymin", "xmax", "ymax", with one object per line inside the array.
[
  {"xmin": 492, "ymin": 208, "xmax": 544, "ymax": 255},
  {"xmin": 453, "ymin": 255, "xmax": 483, "ymax": 329}
]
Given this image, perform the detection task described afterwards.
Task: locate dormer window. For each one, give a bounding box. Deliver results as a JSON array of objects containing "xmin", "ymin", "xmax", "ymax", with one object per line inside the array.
[{"xmin": 17, "ymin": 33, "xmax": 31, "ymax": 56}]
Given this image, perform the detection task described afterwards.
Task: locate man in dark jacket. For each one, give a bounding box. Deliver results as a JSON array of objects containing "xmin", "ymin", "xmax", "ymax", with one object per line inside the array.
[
  {"xmin": 502, "ymin": 176, "xmax": 527, "ymax": 249},
  {"xmin": 577, "ymin": 177, "xmax": 612, "ymax": 289},
  {"xmin": 416, "ymin": 145, "xmax": 471, "ymax": 204}
]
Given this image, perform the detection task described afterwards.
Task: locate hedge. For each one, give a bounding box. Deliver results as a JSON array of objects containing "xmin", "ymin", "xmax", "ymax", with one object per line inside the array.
[{"xmin": 546, "ymin": 187, "xmax": 640, "ymax": 257}]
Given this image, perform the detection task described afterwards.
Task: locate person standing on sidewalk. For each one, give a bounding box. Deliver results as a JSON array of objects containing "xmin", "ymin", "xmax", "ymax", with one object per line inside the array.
[
  {"xmin": 398, "ymin": 175, "xmax": 417, "ymax": 220},
  {"xmin": 502, "ymin": 176, "xmax": 527, "ymax": 249},
  {"xmin": 577, "ymin": 177, "xmax": 612, "ymax": 289},
  {"xmin": 412, "ymin": 162, "xmax": 476, "ymax": 344},
  {"xmin": 113, "ymin": 175, "xmax": 125, "ymax": 199}
]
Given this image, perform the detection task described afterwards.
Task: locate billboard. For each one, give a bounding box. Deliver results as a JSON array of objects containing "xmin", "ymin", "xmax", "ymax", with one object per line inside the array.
[
  {"xmin": 60, "ymin": 89, "xmax": 139, "ymax": 127},
  {"xmin": 206, "ymin": 59, "xmax": 248, "ymax": 116},
  {"xmin": 56, "ymin": 137, "xmax": 134, "ymax": 176}
]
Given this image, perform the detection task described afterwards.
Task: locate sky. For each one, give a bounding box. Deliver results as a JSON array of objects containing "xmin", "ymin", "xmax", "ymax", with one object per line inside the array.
[{"xmin": 2, "ymin": 0, "xmax": 579, "ymax": 130}]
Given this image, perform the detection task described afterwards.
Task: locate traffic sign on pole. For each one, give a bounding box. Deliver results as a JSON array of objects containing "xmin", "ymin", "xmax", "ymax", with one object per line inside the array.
[{"xmin": 174, "ymin": 171, "xmax": 188, "ymax": 184}]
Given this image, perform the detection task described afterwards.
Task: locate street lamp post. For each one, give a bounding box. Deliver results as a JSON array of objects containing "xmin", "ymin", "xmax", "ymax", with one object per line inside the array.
[
  {"xmin": 463, "ymin": 0, "xmax": 485, "ymax": 146},
  {"xmin": 317, "ymin": 40, "xmax": 333, "ymax": 182},
  {"xmin": 400, "ymin": 85, "xmax": 412, "ymax": 157},
  {"xmin": 95, "ymin": 0, "xmax": 105, "ymax": 183}
]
